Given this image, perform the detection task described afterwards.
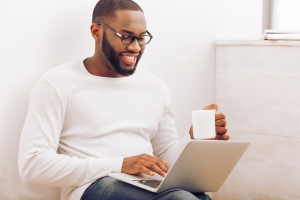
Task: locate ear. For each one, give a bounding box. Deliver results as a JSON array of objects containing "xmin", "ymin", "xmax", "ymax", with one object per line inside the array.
[{"xmin": 90, "ymin": 23, "xmax": 103, "ymax": 42}]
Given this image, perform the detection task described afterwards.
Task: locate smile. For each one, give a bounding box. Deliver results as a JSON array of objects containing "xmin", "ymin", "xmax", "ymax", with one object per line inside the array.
[{"xmin": 120, "ymin": 55, "xmax": 137, "ymax": 65}]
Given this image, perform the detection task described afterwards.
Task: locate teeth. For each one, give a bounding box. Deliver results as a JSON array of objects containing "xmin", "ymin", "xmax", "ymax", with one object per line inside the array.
[{"xmin": 124, "ymin": 56, "xmax": 134, "ymax": 60}]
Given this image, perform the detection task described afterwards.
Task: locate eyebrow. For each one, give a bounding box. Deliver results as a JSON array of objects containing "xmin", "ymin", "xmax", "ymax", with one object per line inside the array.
[{"xmin": 119, "ymin": 29, "xmax": 147, "ymax": 35}]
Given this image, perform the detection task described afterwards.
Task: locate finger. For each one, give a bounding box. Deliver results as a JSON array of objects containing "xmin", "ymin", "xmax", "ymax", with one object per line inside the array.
[
  {"xmin": 215, "ymin": 119, "xmax": 227, "ymax": 127},
  {"xmin": 204, "ymin": 104, "xmax": 218, "ymax": 113},
  {"xmin": 142, "ymin": 155, "xmax": 169, "ymax": 172},
  {"xmin": 216, "ymin": 126, "xmax": 227, "ymax": 135},
  {"xmin": 222, "ymin": 134, "xmax": 230, "ymax": 140},
  {"xmin": 215, "ymin": 113, "xmax": 225, "ymax": 121},
  {"xmin": 151, "ymin": 159, "xmax": 169, "ymax": 173},
  {"xmin": 207, "ymin": 133, "xmax": 230, "ymax": 140},
  {"xmin": 145, "ymin": 162, "xmax": 167, "ymax": 177},
  {"xmin": 189, "ymin": 125, "xmax": 194, "ymax": 139},
  {"xmin": 217, "ymin": 134, "xmax": 223, "ymax": 140},
  {"xmin": 139, "ymin": 166, "xmax": 155, "ymax": 176},
  {"xmin": 216, "ymin": 133, "xmax": 230, "ymax": 140},
  {"xmin": 153, "ymin": 158, "xmax": 169, "ymax": 171}
]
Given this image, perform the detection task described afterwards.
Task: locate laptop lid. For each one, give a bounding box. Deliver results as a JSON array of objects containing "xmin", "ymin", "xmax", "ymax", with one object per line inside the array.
[
  {"xmin": 157, "ymin": 140, "xmax": 250, "ymax": 193},
  {"xmin": 109, "ymin": 140, "xmax": 250, "ymax": 193}
]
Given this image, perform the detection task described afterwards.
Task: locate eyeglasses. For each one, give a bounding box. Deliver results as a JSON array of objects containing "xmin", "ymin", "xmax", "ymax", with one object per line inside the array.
[{"xmin": 96, "ymin": 22, "xmax": 153, "ymax": 45}]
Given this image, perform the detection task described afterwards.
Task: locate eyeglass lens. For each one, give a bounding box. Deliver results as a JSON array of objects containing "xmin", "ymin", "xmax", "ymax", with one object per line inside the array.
[{"xmin": 121, "ymin": 35, "xmax": 151, "ymax": 45}]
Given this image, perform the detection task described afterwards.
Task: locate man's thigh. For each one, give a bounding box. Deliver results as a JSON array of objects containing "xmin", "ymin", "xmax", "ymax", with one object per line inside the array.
[
  {"xmin": 81, "ymin": 177, "xmax": 211, "ymax": 200},
  {"xmin": 81, "ymin": 176, "xmax": 156, "ymax": 200}
]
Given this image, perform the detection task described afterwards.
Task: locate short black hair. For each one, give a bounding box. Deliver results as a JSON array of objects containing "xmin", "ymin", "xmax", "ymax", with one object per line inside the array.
[{"xmin": 92, "ymin": 0, "xmax": 143, "ymax": 24}]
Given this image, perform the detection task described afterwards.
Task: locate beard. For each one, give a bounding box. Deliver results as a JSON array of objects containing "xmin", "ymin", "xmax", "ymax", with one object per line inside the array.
[{"xmin": 102, "ymin": 31, "xmax": 141, "ymax": 76}]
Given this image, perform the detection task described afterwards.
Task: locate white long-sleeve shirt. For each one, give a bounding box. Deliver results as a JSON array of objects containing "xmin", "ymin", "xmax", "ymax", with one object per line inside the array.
[{"xmin": 18, "ymin": 59, "xmax": 191, "ymax": 200}]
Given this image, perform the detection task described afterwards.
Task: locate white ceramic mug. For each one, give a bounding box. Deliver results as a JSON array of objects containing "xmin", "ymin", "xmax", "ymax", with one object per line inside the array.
[{"xmin": 192, "ymin": 110, "xmax": 215, "ymax": 139}]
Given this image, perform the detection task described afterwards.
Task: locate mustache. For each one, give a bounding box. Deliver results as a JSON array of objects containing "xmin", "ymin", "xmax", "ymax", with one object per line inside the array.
[{"xmin": 120, "ymin": 51, "xmax": 140, "ymax": 56}]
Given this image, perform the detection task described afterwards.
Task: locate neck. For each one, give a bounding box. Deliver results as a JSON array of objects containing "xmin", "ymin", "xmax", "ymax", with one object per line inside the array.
[{"xmin": 84, "ymin": 54, "xmax": 123, "ymax": 78}]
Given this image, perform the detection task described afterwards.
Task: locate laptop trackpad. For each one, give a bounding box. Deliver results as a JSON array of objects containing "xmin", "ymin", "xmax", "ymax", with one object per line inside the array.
[{"xmin": 132, "ymin": 180, "xmax": 162, "ymax": 189}]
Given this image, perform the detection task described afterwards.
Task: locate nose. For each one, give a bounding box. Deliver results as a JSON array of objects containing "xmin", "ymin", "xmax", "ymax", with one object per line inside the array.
[{"xmin": 127, "ymin": 38, "xmax": 141, "ymax": 52}]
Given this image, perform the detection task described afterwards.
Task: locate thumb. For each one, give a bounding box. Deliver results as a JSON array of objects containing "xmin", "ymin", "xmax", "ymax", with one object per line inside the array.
[{"xmin": 203, "ymin": 104, "xmax": 218, "ymax": 113}]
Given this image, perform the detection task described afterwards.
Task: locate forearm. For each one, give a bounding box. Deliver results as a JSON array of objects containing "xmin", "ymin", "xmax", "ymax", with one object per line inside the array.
[{"xmin": 18, "ymin": 147, "xmax": 123, "ymax": 187}]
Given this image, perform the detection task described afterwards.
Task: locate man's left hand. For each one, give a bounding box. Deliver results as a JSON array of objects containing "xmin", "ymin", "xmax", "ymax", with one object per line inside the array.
[{"xmin": 189, "ymin": 104, "xmax": 229, "ymax": 140}]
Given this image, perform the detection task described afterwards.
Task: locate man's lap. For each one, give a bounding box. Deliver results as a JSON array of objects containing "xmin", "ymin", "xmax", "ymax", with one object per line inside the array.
[{"xmin": 81, "ymin": 176, "xmax": 211, "ymax": 200}]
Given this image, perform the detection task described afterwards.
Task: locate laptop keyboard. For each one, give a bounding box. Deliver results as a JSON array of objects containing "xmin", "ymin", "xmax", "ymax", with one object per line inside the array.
[{"xmin": 132, "ymin": 180, "xmax": 162, "ymax": 189}]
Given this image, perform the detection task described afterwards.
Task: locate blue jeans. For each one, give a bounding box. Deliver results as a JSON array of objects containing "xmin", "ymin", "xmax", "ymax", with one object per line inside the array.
[{"xmin": 81, "ymin": 177, "xmax": 212, "ymax": 200}]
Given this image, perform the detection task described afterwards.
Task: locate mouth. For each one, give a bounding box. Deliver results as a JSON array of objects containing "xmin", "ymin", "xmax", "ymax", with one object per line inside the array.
[{"xmin": 120, "ymin": 54, "xmax": 138, "ymax": 66}]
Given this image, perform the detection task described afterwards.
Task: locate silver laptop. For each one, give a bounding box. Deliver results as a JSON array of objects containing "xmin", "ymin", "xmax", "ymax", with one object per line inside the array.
[{"xmin": 109, "ymin": 140, "xmax": 250, "ymax": 193}]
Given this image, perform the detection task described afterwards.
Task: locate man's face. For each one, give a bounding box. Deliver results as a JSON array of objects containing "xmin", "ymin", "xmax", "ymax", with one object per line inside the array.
[{"xmin": 101, "ymin": 11, "xmax": 147, "ymax": 76}]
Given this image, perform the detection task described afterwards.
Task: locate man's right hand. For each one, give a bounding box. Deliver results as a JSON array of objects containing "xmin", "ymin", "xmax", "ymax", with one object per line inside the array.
[{"xmin": 121, "ymin": 153, "xmax": 169, "ymax": 177}]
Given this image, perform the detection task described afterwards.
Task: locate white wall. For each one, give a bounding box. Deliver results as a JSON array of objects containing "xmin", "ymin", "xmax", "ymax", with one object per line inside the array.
[
  {"xmin": 271, "ymin": 0, "xmax": 300, "ymax": 30},
  {"xmin": 0, "ymin": 0, "xmax": 262, "ymax": 199},
  {"xmin": 214, "ymin": 40, "xmax": 300, "ymax": 199},
  {"xmin": 137, "ymin": 0, "xmax": 262, "ymax": 136}
]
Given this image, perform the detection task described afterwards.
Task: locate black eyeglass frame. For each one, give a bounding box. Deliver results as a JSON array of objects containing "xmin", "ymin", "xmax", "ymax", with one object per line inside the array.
[{"xmin": 96, "ymin": 22, "xmax": 153, "ymax": 45}]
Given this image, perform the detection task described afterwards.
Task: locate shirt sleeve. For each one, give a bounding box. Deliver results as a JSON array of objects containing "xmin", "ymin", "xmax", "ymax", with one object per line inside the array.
[
  {"xmin": 151, "ymin": 85, "xmax": 191, "ymax": 168},
  {"xmin": 18, "ymin": 81, "xmax": 124, "ymax": 187}
]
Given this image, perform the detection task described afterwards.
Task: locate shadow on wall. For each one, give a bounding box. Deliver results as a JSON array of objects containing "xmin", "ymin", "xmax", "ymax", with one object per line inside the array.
[
  {"xmin": 0, "ymin": 76, "xmax": 61, "ymax": 199},
  {"xmin": 0, "ymin": 1, "xmax": 90, "ymax": 200},
  {"xmin": 0, "ymin": 18, "xmax": 85, "ymax": 200}
]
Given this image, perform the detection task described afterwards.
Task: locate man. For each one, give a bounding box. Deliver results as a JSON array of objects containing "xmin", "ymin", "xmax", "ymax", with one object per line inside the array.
[{"xmin": 18, "ymin": 0, "xmax": 228, "ymax": 199}]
